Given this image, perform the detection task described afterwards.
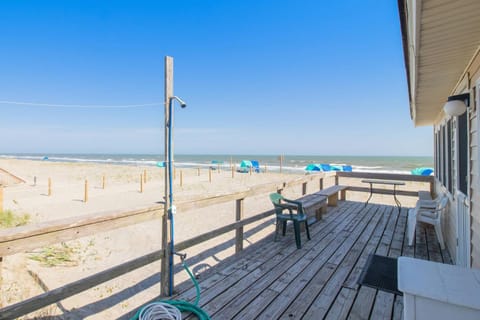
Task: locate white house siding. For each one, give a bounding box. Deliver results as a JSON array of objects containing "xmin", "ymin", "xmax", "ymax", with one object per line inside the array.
[
  {"xmin": 468, "ymin": 56, "xmax": 480, "ymax": 268},
  {"xmin": 471, "ymin": 106, "xmax": 480, "ymax": 268}
]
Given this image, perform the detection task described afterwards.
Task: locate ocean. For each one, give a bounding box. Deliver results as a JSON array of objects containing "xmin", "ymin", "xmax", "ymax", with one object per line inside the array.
[{"xmin": 0, "ymin": 154, "xmax": 433, "ymax": 175}]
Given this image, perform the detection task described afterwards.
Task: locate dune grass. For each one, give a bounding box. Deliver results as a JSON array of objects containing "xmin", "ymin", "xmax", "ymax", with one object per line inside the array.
[
  {"xmin": 28, "ymin": 239, "xmax": 97, "ymax": 267},
  {"xmin": 28, "ymin": 242, "xmax": 80, "ymax": 267},
  {"xmin": 0, "ymin": 209, "xmax": 30, "ymax": 228}
]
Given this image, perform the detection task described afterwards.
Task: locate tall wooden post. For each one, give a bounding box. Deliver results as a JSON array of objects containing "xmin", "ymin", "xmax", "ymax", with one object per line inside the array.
[
  {"xmin": 279, "ymin": 155, "xmax": 283, "ymax": 173},
  {"xmin": 209, "ymin": 168, "xmax": 212, "ymax": 183},
  {"xmin": 48, "ymin": 178, "xmax": 52, "ymax": 196},
  {"xmin": 102, "ymin": 175, "xmax": 106, "ymax": 189},
  {"xmin": 0, "ymin": 256, "xmax": 3, "ymax": 305},
  {"xmin": 140, "ymin": 174, "xmax": 144, "ymax": 193},
  {"xmin": 84, "ymin": 180, "xmax": 88, "ymax": 202},
  {"xmin": 161, "ymin": 56, "xmax": 174, "ymax": 296},
  {"xmin": 144, "ymin": 169, "xmax": 147, "ymax": 184}
]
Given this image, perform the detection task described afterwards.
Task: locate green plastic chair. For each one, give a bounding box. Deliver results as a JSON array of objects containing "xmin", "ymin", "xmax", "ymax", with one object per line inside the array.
[{"xmin": 269, "ymin": 193, "xmax": 311, "ymax": 249}]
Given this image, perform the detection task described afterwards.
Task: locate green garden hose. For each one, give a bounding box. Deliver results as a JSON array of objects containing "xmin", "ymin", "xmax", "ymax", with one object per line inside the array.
[{"xmin": 131, "ymin": 255, "xmax": 210, "ymax": 320}]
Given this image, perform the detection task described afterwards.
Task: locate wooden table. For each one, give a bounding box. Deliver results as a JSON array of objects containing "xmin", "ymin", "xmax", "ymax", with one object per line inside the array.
[{"xmin": 361, "ymin": 179, "xmax": 405, "ymax": 209}]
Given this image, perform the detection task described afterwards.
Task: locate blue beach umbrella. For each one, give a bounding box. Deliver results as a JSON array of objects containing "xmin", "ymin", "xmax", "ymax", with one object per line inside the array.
[
  {"xmin": 305, "ymin": 164, "xmax": 321, "ymax": 171},
  {"xmin": 411, "ymin": 167, "xmax": 434, "ymax": 176}
]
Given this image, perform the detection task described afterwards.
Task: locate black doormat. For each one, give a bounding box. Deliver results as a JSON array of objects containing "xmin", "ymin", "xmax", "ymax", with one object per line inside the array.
[{"xmin": 358, "ymin": 254, "xmax": 402, "ymax": 296}]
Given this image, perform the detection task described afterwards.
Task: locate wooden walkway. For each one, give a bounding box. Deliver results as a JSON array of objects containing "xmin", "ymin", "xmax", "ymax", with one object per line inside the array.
[{"xmin": 171, "ymin": 200, "xmax": 452, "ymax": 320}]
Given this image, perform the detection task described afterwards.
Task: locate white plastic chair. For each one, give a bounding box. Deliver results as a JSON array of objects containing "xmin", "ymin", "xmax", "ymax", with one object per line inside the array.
[{"xmin": 407, "ymin": 195, "xmax": 448, "ymax": 249}]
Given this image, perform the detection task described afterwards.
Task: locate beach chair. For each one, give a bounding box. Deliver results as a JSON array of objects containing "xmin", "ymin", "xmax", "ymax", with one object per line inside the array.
[
  {"xmin": 269, "ymin": 193, "xmax": 310, "ymax": 249},
  {"xmin": 407, "ymin": 194, "xmax": 448, "ymax": 249}
]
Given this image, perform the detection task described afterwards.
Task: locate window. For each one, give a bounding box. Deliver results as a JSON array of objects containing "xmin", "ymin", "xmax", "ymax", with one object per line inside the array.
[
  {"xmin": 447, "ymin": 119, "xmax": 453, "ymax": 193},
  {"xmin": 458, "ymin": 111, "xmax": 468, "ymax": 195},
  {"xmin": 434, "ymin": 131, "xmax": 438, "ymax": 179},
  {"xmin": 441, "ymin": 125, "xmax": 446, "ymax": 186}
]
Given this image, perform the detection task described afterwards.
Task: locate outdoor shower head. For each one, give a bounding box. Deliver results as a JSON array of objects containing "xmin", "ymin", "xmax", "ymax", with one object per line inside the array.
[{"xmin": 171, "ymin": 96, "xmax": 187, "ymax": 108}]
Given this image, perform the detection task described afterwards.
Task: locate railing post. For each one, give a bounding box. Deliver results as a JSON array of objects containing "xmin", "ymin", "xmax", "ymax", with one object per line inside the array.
[
  {"xmin": 235, "ymin": 198, "xmax": 244, "ymax": 253},
  {"xmin": 335, "ymin": 174, "xmax": 339, "ymax": 186},
  {"xmin": 0, "ymin": 256, "xmax": 2, "ymax": 307},
  {"xmin": 319, "ymin": 177, "xmax": 324, "ymax": 190},
  {"xmin": 0, "ymin": 185, "xmax": 3, "ymax": 212},
  {"xmin": 430, "ymin": 176, "xmax": 435, "ymax": 197}
]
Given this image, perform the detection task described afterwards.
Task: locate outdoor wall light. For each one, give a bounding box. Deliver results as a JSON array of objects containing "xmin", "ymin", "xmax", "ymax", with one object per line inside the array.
[{"xmin": 444, "ymin": 93, "xmax": 470, "ymax": 116}]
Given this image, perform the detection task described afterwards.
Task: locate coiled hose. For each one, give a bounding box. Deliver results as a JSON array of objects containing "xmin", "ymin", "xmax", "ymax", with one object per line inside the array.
[{"xmin": 131, "ymin": 257, "xmax": 210, "ymax": 320}]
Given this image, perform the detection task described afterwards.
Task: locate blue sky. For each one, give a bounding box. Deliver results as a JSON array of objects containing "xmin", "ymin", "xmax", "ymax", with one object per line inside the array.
[{"xmin": 0, "ymin": 1, "xmax": 432, "ymax": 156}]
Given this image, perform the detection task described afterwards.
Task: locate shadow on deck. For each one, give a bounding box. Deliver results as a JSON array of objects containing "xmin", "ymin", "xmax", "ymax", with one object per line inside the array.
[{"xmin": 165, "ymin": 200, "xmax": 451, "ymax": 320}]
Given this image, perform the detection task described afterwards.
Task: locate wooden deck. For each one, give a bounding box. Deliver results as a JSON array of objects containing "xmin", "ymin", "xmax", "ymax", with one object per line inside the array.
[{"xmin": 171, "ymin": 200, "xmax": 451, "ymax": 320}]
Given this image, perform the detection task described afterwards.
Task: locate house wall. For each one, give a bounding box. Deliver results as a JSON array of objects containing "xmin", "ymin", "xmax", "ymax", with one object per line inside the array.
[
  {"xmin": 470, "ymin": 75, "xmax": 480, "ymax": 268},
  {"xmin": 441, "ymin": 48, "xmax": 480, "ymax": 268}
]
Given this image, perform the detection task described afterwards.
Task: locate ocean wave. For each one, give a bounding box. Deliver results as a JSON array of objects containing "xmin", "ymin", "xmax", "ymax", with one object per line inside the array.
[
  {"xmin": 354, "ymin": 168, "xmax": 411, "ymax": 175},
  {"xmin": 0, "ymin": 154, "xmax": 429, "ymax": 175}
]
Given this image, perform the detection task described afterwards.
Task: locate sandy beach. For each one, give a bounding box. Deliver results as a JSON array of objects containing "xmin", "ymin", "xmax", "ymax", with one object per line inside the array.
[{"xmin": 0, "ymin": 158, "xmax": 426, "ymax": 319}]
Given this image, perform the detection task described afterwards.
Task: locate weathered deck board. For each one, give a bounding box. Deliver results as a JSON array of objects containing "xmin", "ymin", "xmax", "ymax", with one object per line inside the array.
[
  {"xmin": 232, "ymin": 203, "xmax": 365, "ymax": 319},
  {"xmin": 280, "ymin": 205, "xmax": 385, "ymax": 319},
  {"xmin": 167, "ymin": 200, "xmax": 453, "ymax": 320},
  {"xmin": 213, "ymin": 204, "xmax": 358, "ymax": 319},
  {"xmin": 179, "ymin": 202, "xmax": 357, "ymax": 318}
]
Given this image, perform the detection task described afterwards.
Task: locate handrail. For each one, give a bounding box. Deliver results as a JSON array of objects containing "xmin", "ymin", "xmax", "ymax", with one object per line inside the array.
[
  {"xmin": 336, "ymin": 171, "xmax": 434, "ymax": 196},
  {"xmin": 0, "ymin": 167, "xmax": 26, "ymax": 185},
  {"xmin": 0, "ymin": 206, "xmax": 275, "ymax": 319},
  {"xmin": 0, "ymin": 173, "xmax": 329, "ymax": 257}
]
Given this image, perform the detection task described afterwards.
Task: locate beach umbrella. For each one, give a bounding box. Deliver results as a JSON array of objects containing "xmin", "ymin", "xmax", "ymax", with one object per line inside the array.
[
  {"xmin": 305, "ymin": 164, "xmax": 321, "ymax": 171},
  {"xmin": 411, "ymin": 167, "xmax": 434, "ymax": 176}
]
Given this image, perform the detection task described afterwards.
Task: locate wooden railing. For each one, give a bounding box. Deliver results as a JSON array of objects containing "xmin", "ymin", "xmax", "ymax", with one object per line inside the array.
[
  {"xmin": 0, "ymin": 171, "xmax": 432, "ymax": 319},
  {"xmin": 0, "ymin": 167, "xmax": 26, "ymax": 186}
]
